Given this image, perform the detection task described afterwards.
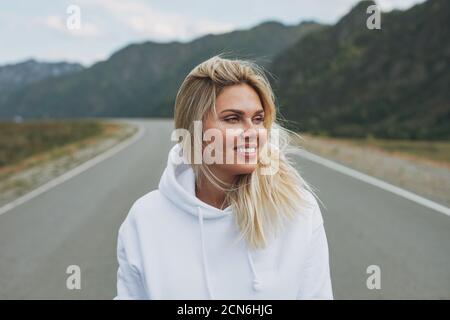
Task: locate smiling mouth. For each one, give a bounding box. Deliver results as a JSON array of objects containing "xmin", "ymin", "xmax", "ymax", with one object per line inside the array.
[{"xmin": 234, "ymin": 145, "xmax": 257, "ymax": 154}]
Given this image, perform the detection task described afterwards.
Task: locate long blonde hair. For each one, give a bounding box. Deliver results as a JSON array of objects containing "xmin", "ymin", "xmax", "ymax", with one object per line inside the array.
[{"xmin": 174, "ymin": 54, "xmax": 319, "ymax": 249}]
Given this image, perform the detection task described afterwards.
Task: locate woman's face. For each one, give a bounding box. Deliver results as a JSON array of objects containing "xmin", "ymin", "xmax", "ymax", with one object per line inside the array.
[{"xmin": 202, "ymin": 83, "xmax": 267, "ymax": 181}]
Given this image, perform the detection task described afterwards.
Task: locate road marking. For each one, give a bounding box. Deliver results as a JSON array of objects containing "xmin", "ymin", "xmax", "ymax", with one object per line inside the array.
[
  {"xmin": 0, "ymin": 122, "xmax": 146, "ymax": 216},
  {"xmin": 296, "ymin": 149, "xmax": 450, "ymax": 217}
]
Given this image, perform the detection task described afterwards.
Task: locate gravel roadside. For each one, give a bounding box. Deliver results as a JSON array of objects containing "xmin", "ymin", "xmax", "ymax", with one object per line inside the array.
[
  {"xmin": 0, "ymin": 120, "xmax": 138, "ymax": 208},
  {"xmin": 298, "ymin": 134, "xmax": 450, "ymax": 208}
]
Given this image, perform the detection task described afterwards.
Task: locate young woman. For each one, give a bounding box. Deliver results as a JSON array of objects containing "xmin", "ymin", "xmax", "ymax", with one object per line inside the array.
[{"xmin": 114, "ymin": 55, "xmax": 333, "ymax": 300}]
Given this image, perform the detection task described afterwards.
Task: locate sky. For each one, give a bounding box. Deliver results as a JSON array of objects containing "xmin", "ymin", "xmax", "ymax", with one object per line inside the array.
[{"xmin": 0, "ymin": 0, "xmax": 426, "ymax": 67}]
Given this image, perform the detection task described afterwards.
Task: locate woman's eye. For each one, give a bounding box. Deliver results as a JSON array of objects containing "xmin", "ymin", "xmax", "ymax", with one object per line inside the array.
[
  {"xmin": 253, "ymin": 116, "xmax": 264, "ymax": 124},
  {"xmin": 224, "ymin": 117, "xmax": 239, "ymax": 123}
]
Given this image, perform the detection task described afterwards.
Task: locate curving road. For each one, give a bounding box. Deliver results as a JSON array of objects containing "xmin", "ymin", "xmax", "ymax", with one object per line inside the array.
[{"xmin": 0, "ymin": 119, "xmax": 449, "ymax": 299}]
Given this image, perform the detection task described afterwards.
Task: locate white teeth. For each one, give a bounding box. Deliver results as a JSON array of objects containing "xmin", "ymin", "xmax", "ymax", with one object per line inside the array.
[{"xmin": 237, "ymin": 147, "xmax": 256, "ymax": 153}]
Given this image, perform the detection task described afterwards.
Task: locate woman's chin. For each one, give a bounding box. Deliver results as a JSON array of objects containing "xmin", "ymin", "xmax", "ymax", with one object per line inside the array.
[{"xmin": 230, "ymin": 163, "xmax": 258, "ymax": 175}]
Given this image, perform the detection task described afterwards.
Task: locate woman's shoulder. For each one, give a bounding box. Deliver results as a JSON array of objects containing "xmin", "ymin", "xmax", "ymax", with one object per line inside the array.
[
  {"xmin": 289, "ymin": 189, "xmax": 324, "ymax": 234},
  {"xmin": 118, "ymin": 189, "xmax": 166, "ymax": 233},
  {"xmin": 304, "ymin": 189, "xmax": 324, "ymax": 231},
  {"xmin": 129, "ymin": 190, "xmax": 164, "ymax": 214},
  {"xmin": 273, "ymin": 189, "xmax": 326, "ymax": 252}
]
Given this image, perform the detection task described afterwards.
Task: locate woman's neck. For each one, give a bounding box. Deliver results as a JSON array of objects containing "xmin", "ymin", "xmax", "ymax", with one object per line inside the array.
[{"xmin": 195, "ymin": 171, "xmax": 233, "ymax": 210}]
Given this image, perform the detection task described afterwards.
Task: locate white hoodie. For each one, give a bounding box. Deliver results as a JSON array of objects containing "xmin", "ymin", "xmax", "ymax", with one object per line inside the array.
[{"xmin": 114, "ymin": 143, "xmax": 333, "ymax": 300}]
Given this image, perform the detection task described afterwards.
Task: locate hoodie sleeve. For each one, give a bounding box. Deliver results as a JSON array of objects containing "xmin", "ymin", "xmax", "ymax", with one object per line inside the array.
[
  {"xmin": 296, "ymin": 200, "xmax": 334, "ymax": 300},
  {"xmin": 114, "ymin": 205, "xmax": 148, "ymax": 300}
]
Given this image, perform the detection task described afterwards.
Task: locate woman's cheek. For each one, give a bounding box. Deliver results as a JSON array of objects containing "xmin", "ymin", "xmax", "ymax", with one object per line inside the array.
[
  {"xmin": 221, "ymin": 131, "xmax": 236, "ymax": 163},
  {"xmin": 260, "ymin": 130, "xmax": 268, "ymax": 148}
]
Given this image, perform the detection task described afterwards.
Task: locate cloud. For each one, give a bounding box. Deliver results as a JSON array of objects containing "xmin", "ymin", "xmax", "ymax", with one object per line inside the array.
[
  {"xmin": 376, "ymin": 0, "xmax": 426, "ymax": 11},
  {"xmin": 82, "ymin": 0, "xmax": 235, "ymax": 41},
  {"xmin": 41, "ymin": 14, "xmax": 101, "ymax": 38}
]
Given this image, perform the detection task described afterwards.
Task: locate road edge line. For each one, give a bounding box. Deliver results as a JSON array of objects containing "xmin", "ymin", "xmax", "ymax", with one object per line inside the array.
[
  {"xmin": 0, "ymin": 121, "xmax": 146, "ymax": 216},
  {"xmin": 296, "ymin": 149, "xmax": 450, "ymax": 217}
]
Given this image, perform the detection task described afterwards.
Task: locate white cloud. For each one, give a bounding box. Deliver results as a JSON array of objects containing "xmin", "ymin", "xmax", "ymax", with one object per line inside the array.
[
  {"xmin": 41, "ymin": 14, "xmax": 101, "ymax": 37},
  {"xmin": 376, "ymin": 0, "xmax": 426, "ymax": 11},
  {"xmin": 43, "ymin": 15, "xmax": 65, "ymax": 31},
  {"xmin": 82, "ymin": 0, "xmax": 235, "ymax": 41}
]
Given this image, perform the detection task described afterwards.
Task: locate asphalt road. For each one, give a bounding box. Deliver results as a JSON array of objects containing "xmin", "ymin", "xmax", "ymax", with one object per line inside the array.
[{"xmin": 0, "ymin": 119, "xmax": 449, "ymax": 299}]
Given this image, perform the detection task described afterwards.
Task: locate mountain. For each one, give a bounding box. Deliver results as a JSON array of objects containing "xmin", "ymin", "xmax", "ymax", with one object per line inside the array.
[
  {"xmin": 0, "ymin": 59, "xmax": 83, "ymax": 93},
  {"xmin": 0, "ymin": 59, "xmax": 84, "ymax": 106},
  {"xmin": 0, "ymin": 21, "xmax": 323, "ymax": 119},
  {"xmin": 271, "ymin": 0, "xmax": 450, "ymax": 140}
]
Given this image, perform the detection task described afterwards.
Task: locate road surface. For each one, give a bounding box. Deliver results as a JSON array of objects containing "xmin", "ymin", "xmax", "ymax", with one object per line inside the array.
[{"xmin": 0, "ymin": 119, "xmax": 449, "ymax": 299}]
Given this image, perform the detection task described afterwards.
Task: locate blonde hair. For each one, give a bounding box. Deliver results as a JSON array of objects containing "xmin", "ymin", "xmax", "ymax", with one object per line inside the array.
[{"xmin": 174, "ymin": 54, "xmax": 319, "ymax": 249}]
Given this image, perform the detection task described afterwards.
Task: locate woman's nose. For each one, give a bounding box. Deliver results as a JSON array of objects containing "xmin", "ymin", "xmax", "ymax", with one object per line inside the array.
[
  {"xmin": 242, "ymin": 118, "xmax": 254, "ymax": 131},
  {"xmin": 242, "ymin": 119, "xmax": 258, "ymax": 139}
]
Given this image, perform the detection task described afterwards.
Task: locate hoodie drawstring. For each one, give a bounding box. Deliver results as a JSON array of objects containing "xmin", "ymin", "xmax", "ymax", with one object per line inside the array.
[
  {"xmin": 247, "ymin": 249, "xmax": 261, "ymax": 291},
  {"xmin": 197, "ymin": 207, "xmax": 215, "ymax": 300},
  {"xmin": 197, "ymin": 206, "xmax": 260, "ymax": 300}
]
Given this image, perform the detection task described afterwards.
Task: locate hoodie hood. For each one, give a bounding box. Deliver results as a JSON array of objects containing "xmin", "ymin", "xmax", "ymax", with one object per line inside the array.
[
  {"xmin": 158, "ymin": 143, "xmax": 260, "ymax": 299},
  {"xmin": 159, "ymin": 143, "xmax": 233, "ymax": 219}
]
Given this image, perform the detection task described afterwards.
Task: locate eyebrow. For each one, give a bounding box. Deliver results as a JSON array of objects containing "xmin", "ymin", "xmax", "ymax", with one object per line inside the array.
[{"xmin": 220, "ymin": 108, "xmax": 264, "ymax": 115}]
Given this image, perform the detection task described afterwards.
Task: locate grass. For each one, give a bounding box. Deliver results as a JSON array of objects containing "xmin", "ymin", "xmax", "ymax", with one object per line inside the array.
[
  {"xmin": 0, "ymin": 119, "xmax": 135, "ymax": 206},
  {"xmin": 301, "ymin": 133, "xmax": 450, "ymax": 166},
  {"xmin": 0, "ymin": 120, "xmax": 111, "ymax": 171}
]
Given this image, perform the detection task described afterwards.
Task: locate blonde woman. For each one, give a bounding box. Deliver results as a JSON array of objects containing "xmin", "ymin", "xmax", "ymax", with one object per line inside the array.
[{"xmin": 114, "ymin": 55, "xmax": 333, "ymax": 300}]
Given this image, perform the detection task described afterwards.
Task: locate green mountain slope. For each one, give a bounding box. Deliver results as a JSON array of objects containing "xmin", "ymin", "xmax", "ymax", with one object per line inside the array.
[{"xmin": 271, "ymin": 0, "xmax": 450, "ymax": 140}]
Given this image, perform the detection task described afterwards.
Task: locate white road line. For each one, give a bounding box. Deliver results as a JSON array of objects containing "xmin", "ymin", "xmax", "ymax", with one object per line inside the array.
[
  {"xmin": 295, "ymin": 149, "xmax": 450, "ymax": 217},
  {"xmin": 0, "ymin": 122, "xmax": 146, "ymax": 217}
]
